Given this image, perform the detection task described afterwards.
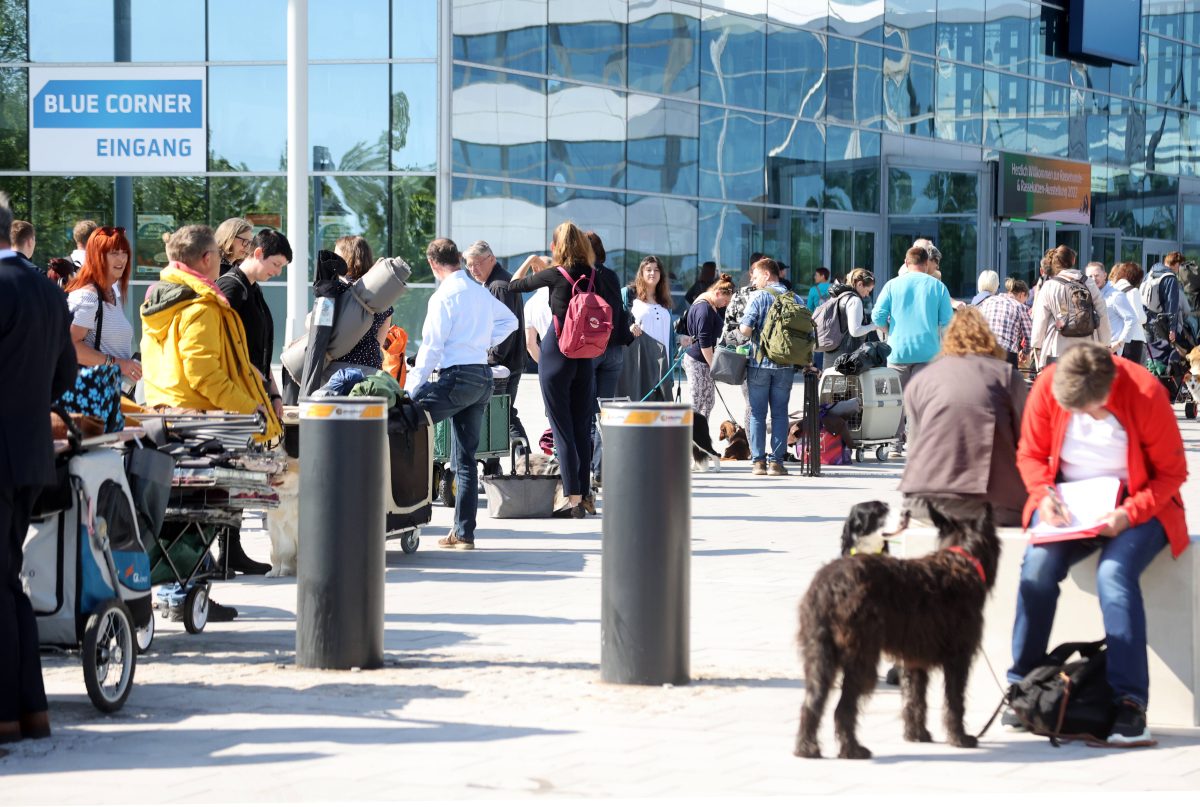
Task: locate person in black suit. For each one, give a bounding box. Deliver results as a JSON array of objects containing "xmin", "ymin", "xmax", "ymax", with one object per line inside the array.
[{"xmin": 0, "ymin": 193, "xmax": 78, "ymax": 744}]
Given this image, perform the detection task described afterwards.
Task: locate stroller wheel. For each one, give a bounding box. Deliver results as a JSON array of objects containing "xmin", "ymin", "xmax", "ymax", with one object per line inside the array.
[
  {"xmin": 135, "ymin": 611, "xmax": 155, "ymax": 655},
  {"xmin": 82, "ymin": 599, "xmax": 136, "ymax": 713},
  {"xmin": 183, "ymin": 585, "xmax": 209, "ymax": 634},
  {"xmin": 400, "ymin": 529, "xmax": 420, "ymax": 555}
]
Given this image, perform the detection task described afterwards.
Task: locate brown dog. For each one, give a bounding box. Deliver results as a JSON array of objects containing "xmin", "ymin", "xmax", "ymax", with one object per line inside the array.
[{"xmin": 718, "ymin": 420, "xmax": 751, "ymax": 461}]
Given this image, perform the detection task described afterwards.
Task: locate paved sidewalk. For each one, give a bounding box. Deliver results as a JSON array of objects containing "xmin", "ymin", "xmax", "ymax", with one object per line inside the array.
[{"xmin": 4, "ymin": 382, "xmax": 1200, "ymax": 801}]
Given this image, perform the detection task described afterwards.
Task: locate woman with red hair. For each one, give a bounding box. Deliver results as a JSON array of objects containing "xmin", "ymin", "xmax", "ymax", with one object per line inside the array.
[{"xmin": 64, "ymin": 225, "xmax": 142, "ymax": 383}]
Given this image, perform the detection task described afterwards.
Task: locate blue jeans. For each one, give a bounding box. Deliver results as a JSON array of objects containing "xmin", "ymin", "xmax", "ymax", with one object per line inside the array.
[
  {"xmin": 590, "ymin": 343, "xmax": 625, "ymax": 479},
  {"xmin": 747, "ymin": 365, "xmax": 795, "ymax": 463},
  {"xmin": 411, "ymin": 365, "xmax": 492, "ymax": 540},
  {"xmin": 1008, "ymin": 517, "xmax": 1168, "ymax": 707}
]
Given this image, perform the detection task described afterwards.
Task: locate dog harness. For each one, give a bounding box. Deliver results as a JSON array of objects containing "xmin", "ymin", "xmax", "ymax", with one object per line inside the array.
[{"xmin": 945, "ymin": 546, "xmax": 986, "ymax": 584}]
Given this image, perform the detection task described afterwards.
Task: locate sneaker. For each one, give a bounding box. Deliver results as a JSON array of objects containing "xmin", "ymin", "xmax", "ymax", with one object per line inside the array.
[
  {"xmin": 768, "ymin": 461, "xmax": 788, "ymax": 476},
  {"xmin": 438, "ymin": 533, "xmax": 475, "ymax": 550},
  {"xmin": 207, "ymin": 600, "xmax": 238, "ymax": 622},
  {"xmin": 751, "ymin": 461, "xmax": 768, "ymax": 476},
  {"xmin": 1107, "ymin": 699, "xmax": 1153, "ymax": 746}
]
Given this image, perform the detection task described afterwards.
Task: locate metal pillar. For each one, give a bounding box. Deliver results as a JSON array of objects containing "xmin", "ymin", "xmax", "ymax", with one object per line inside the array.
[
  {"xmin": 286, "ymin": 0, "xmax": 309, "ymax": 342},
  {"xmin": 114, "ymin": 0, "xmax": 134, "ymax": 303}
]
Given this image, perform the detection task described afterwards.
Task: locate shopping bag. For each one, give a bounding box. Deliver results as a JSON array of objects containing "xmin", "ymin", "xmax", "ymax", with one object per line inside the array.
[{"xmin": 709, "ymin": 346, "xmax": 748, "ymax": 385}]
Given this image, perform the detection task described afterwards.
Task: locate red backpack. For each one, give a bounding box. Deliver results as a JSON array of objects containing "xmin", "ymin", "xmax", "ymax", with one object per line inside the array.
[{"xmin": 555, "ymin": 267, "xmax": 613, "ymax": 359}]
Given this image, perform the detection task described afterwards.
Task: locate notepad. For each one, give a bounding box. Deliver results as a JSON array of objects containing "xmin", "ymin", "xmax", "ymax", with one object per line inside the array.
[{"xmin": 1028, "ymin": 477, "xmax": 1124, "ymax": 543}]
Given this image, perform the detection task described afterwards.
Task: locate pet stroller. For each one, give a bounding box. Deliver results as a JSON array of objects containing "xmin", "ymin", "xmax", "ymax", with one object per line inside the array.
[
  {"xmin": 1146, "ymin": 314, "xmax": 1198, "ymax": 420},
  {"xmin": 21, "ymin": 429, "xmax": 160, "ymax": 712}
]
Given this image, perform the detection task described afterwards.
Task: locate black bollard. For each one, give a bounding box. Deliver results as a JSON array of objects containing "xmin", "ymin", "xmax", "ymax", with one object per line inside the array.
[
  {"xmin": 599, "ymin": 402, "xmax": 691, "ymax": 685},
  {"xmin": 296, "ymin": 396, "xmax": 387, "ymax": 669}
]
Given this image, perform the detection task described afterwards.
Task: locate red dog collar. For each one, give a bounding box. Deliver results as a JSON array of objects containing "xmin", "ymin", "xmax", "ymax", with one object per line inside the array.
[{"xmin": 945, "ymin": 546, "xmax": 987, "ymax": 584}]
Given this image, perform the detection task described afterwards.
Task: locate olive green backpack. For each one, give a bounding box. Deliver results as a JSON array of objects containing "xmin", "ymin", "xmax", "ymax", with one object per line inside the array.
[{"xmin": 759, "ymin": 288, "xmax": 816, "ymax": 366}]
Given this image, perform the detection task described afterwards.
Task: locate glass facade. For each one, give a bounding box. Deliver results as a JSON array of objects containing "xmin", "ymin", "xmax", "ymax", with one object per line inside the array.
[{"xmin": 2, "ymin": 0, "xmax": 1198, "ymax": 350}]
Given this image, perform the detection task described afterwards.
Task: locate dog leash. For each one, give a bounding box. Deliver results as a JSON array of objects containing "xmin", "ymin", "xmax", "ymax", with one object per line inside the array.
[
  {"xmin": 712, "ymin": 383, "xmax": 741, "ymax": 429},
  {"xmin": 974, "ymin": 647, "xmax": 1013, "ymax": 739},
  {"xmin": 640, "ymin": 348, "xmax": 686, "ymax": 402}
]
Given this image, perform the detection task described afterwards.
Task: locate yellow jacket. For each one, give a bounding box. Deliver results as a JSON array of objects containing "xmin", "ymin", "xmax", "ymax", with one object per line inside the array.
[{"xmin": 140, "ymin": 264, "xmax": 282, "ymax": 442}]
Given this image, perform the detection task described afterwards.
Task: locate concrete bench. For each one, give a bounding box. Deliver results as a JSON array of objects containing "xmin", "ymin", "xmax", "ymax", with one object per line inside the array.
[{"xmin": 891, "ymin": 526, "xmax": 1200, "ymax": 728}]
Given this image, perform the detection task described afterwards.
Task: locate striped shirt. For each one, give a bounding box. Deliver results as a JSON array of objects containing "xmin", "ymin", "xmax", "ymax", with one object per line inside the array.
[{"xmin": 979, "ymin": 292, "xmax": 1032, "ymax": 354}]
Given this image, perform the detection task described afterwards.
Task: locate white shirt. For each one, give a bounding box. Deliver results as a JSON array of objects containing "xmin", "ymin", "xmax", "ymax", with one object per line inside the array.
[
  {"xmin": 1059, "ymin": 411, "xmax": 1129, "ymax": 483},
  {"xmin": 406, "ymin": 270, "xmax": 518, "ymax": 392},
  {"xmin": 1101, "ymin": 283, "xmax": 1139, "ymax": 348},
  {"xmin": 630, "ymin": 298, "xmax": 672, "ymax": 349},
  {"xmin": 67, "ymin": 285, "xmax": 135, "ymax": 360},
  {"xmin": 1112, "ymin": 279, "xmax": 1147, "ymax": 343},
  {"xmin": 842, "ymin": 294, "xmax": 879, "ymax": 338},
  {"xmin": 524, "ymin": 286, "xmax": 552, "ymax": 340}
]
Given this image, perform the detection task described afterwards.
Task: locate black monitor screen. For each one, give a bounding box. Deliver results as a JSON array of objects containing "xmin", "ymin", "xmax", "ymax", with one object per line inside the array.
[{"xmin": 1068, "ymin": 0, "xmax": 1142, "ymax": 66}]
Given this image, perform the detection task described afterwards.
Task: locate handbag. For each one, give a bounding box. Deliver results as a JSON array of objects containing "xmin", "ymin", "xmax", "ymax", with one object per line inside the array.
[
  {"xmin": 709, "ymin": 345, "xmax": 748, "ymax": 385},
  {"xmin": 56, "ymin": 287, "xmax": 125, "ymax": 432},
  {"xmin": 480, "ymin": 446, "xmax": 560, "ymax": 518}
]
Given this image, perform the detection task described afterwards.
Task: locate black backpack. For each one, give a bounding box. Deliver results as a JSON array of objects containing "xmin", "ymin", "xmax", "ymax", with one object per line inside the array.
[
  {"xmin": 1049, "ymin": 276, "xmax": 1100, "ymax": 338},
  {"xmin": 1007, "ymin": 640, "xmax": 1115, "ymax": 745}
]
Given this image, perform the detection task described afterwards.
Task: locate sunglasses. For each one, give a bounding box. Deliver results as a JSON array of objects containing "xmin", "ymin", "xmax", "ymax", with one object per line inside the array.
[{"xmin": 97, "ymin": 226, "xmax": 126, "ymax": 236}]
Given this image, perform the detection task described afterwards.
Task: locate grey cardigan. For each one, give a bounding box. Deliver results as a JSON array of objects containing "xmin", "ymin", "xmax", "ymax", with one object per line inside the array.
[{"xmin": 898, "ymin": 353, "xmax": 1029, "ymax": 524}]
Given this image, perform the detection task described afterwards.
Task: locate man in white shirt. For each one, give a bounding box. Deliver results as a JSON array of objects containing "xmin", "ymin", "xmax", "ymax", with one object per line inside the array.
[
  {"xmin": 523, "ymin": 286, "xmax": 552, "ymax": 363},
  {"xmin": 406, "ymin": 238, "xmax": 518, "ymax": 550}
]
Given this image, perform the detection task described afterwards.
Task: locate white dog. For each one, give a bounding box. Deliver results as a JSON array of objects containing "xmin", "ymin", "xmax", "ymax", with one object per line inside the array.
[{"xmin": 266, "ymin": 457, "xmax": 300, "ymax": 578}]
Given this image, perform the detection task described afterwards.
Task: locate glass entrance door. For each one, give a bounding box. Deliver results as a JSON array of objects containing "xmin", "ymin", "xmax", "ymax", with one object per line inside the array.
[
  {"xmin": 824, "ymin": 215, "xmax": 880, "ymax": 282},
  {"xmin": 1090, "ymin": 228, "xmax": 1121, "ymax": 270},
  {"xmin": 1143, "ymin": 239, "xmax": 1177, "ymax": 271},
  {"xmin": 1000, "ymin": 222, "xmax": 1047, "ymax": 286},
  {"xmin": 1053, "ymin": 225, "xmax": 1086, "ymax": 262}
]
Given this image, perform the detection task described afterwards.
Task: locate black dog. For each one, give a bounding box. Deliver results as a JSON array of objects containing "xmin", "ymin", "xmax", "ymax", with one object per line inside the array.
[
  {"xmin": 692, "ymin": 412, "xmax": 721, "ymax": 467},
  {"xmin": 839, "ymin": 500, "xmax": 892, "ymax": 557},
  {"xmin": 796, "ymin": 503, "xmax": 1000, "ymax": 759}
]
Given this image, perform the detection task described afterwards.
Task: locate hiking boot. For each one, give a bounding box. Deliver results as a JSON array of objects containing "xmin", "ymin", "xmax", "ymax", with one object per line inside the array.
[
  {"xmin": 768, "ymin": 461, "xmax": 788, "ymax": 476},
  {"xmin": 1107, "ymin": 699, "xmax": 1153, "ymax": 746},
  {"xmin": 207, "ymin": 600, "xmax": 238, "ymax": 622},
  {"xmin": 751, "ymin": 461, "xmax": 768, "ymax": 476},
  {"xmin": 438, "ymin": 533, "xmax": 475, "ymax": 550}
]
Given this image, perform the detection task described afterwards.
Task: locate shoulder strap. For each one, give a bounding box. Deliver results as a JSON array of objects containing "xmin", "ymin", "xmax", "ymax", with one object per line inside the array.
[{"xmin": 92, "ymin": 283, "xmax": 104, "ymax": 352}]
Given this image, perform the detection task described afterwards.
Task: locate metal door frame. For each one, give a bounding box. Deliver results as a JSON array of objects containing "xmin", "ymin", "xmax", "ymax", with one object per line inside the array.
[
  {"xmin": 823, "ymin": 212, "xmax": 882, "ymax": 282},
  {"xmin": 1142, "ymin": 238, "xmax": 1179, "ymax": 270},
  {"xmin": 997, "ymin": 220, "xmax": 1049, "ymax": 284}
]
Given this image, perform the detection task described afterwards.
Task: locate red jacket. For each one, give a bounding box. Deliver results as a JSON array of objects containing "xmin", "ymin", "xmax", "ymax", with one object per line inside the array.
[{"xmin": 1017, "ymin": 356, "xmax": 1190, "ymax": 557}]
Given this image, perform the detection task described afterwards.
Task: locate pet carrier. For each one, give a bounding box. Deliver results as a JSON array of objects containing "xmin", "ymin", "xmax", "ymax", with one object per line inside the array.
[{"xmin": 819, "ymin": 366, "xmax": 903, "ymax": 461}]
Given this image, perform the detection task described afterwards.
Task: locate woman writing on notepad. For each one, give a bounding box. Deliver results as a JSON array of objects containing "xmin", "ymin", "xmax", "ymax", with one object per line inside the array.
[{"xmin": 1007, "ymin": 343, "xmax": 1188, "ymax": 747}]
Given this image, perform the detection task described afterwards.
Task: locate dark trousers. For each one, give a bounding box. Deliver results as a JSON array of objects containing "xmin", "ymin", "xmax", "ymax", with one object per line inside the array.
[
  {"xmin": 539, "ymin": 329, "xmax": 595, "ymax": 497},
  {"xmin": 507, "ymin": 371, "xmax": 529, "ymax": 446},
  {"xmin": 411, "ymin": 365, "xmax": 492, "ymax": 540},
  {"xmin": 1, "ymin": 486, "xmax": 48, "ymax": 721},
  {"xmin": 1006, "ymin": 351, "xmax": 1019, "ymax": 369},
  {"xmin": 590, "ymin": 342, "xmax": 625, "ymax": 479}
]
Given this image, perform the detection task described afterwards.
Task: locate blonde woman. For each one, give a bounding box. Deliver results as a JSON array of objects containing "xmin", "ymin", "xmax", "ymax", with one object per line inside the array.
[
  {"xmin": 214, "ymin": 217, "xmax": 253, "ymax": 276},
  {"xmin": 682, "ymin": 273, "xmax": 735, "ymax": 420},
  {"xmin": 510, "ymin": 221, "xmax": 620, "ymax": 517}
]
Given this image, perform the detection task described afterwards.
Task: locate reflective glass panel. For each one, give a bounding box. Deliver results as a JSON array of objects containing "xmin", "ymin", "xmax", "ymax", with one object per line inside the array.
[
  {"xmin": 762, "ymin": 208, "xmax": 822, "ymax": 281},
  {"xmin": 701, "ymin": 11, "xmax": 766, "ymax": 110},
  {"xmin": 884, "ymin": 50, "xmax": 933, "ymax": 137},
  {"xmin": 453, "ymin": 0, "xmax": 547, "ymax": 74},
  {"xmin": 452, "ymin": 66, "xmax": 546, "ymax": 183},
  {"xmin": 133, "ymin": 176, "xmax": 208, "ymax": 278},
  {"xmin": 390, "ymin": 175, "xmax": 437, "ymax": 281},
  {"xmin": 887, "ymin": 167, "xmax": 940, "ymax": 216},
  {"xmin": 1140, "ymin": 174, "xmax": 1177, "ymax": 240},
  {"xmin": 699, "ymin": 202, "xmax": 764, "ymax": 275},
  {"xmin": 392, "ymin": 0, "xmax": 438, "ymax": 59},
  {"xmin": 888, "ymin": 217, "xmax": 976, "ymax": 297},
  {"xmin": 1145, "ymin": 36, "xmax": 1183, "ymax": 107},
  {"xmin": 309, "ymin": 64, "xmax": 389, "ymax": 171},
  {"xmin": 627, "ymin": 95, "xmax": 699, "ymax": 196},
  {"xmin": 827, "ymin": 0, "xmax": 883, "ymax": 42},
  {"xmin": 1086, "ymin": 91, "xmax": 1109, "ymax": 166},
  {"xmin": 452, "ymin": 176, "xmax": 546, "ymax": 261},
  {"xmin": 0, "ymin": 0, "xmax": 27, "ymax": 61},
  {"xmin": 935, "ymin": 61, "xmax": 982, "ymax": 145},
  {"xmin": 391, "ymin": 63, "xmax": 438, "ymax": 172},
  {"xmin": 766, "ymin": 25, "xmax": 826, "ymax": 119},
  {"xmin": 30, "ymin": 0, "xmax": 114, "ymax": 61},
  {"xmin": 1027, "ymin": 80, "xmax": 1068, "ymax": 158},
  {"xmin": 209, "ymin": 0, "xmax": 286, "ymax": 61},
  {"xmin": 548, "ymin": 1, "xmax": 626, "ymax": 86},
  {"xmin": 0, "ymin": 68, "xmax": 27, "ymax": 171},
  {"xmin": 825, "ymin": 126, "xmax": 880, "ymax": 213},
  {"xmin": 828, "ymin": 38, "xmax": 883, "ymax": 128},
  {"xmin": 547, "ymin": 187, "xmax": 625, "ymax": 275},
  {"xmin": 131, "ymin": 0, "xmax": 204, "ymax": 61},
  {"xmin": 1103, "ymin": 171, "xmax": 1142, "ymax": 237},
  {"xmin": 983, "ymin": 70, "xmax": 1027, "ymax": 152},
  {"xmin": 769, "ymin": 0, "xmax": 830, "ymax": 32},
  {"xmin": 884, "ymin": 0, "xmax": 934, "ymax": 55},
  {"xmin": 1030, "ymin": 4, "xmax": 1069, "ymax": 85},
  {"xmin": 628, "ymin": 2, "xmax": 700, "ymax": 98},
  {"xmin": 29, "ymin": 176, "xmax": 113, "ymax": 270},
  {"xmin": 1091, "ymin": 234, "xmax": 1116, "ymax": 270},
  {"xmin": 310, "ymin": 0, "xmax": 389, "ymax": 60},
  {"xmin": 936, "ymin": 0, "xmax": 983, "ymax": 64},
  {"xmin": 983, "ymin": 0, "xmax": 1031, "ymax": 76},
  {"xmin": 765, "ymin": 116, "xmax": 823, "ymax": 208},
  {"xmin": 547, "ymin": 83, "xmax": 626, "ymax": 189},
  {"xmin": 626, "ymin": 194, "xmax": 698, "ymax": 283},
  {"xmin": 1184, "ymin": 200, "xmax": 1200, "ymax": 245},
  {"xmin": 208, "ymin": 66, "xmax": 287, "ymax": 171},
  {"xmin": 209, "ymin": 175, "xmax": 287, "ymax": 240},
  {"xmin": 1144, "ymin": 0, "xmax": 1182, "ymax": 38},
  {"xmin": 310, "ymin": 175, "xmax": 389, "ymax": 278},
  {"xmin": 1067, "ymin": 84, "xmax": 1087, "ymax": 162},
  {"xmin": 699, "ymin": 106, "xmax": 765, "ymax": 202},
  {"xmin": 1184, "ymin": 46, "xmax": 1200, "ymax": 113}
]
